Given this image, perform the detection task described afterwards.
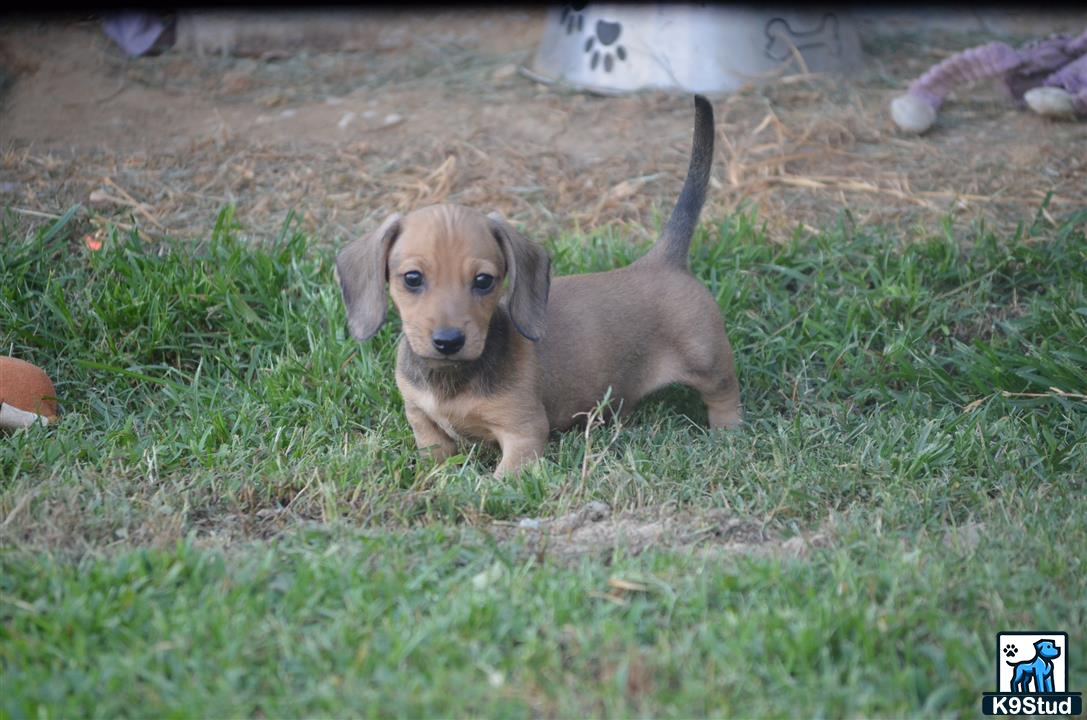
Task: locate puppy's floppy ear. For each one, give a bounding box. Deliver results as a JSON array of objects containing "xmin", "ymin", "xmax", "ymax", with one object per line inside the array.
[
  {"xmin": 487, "ymin": 212, "xmax": 550, "ymax": 341},
  {"xmin": 335, "ymin": 212, "xmax": 402, "ymax": 341}
]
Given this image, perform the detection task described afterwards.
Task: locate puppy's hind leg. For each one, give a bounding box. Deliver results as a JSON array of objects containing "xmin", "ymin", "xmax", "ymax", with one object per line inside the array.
[
  {"xmin": 697, "ymin": 373, "xmax": 742, "ymax": 430},
  {"xmin": 684, "ymin": 336, "xmax": 742, "ymax": 430}
]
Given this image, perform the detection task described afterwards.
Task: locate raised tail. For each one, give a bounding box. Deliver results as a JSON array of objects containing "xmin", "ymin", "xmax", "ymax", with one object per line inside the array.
[{"xmin": 642, "ymin": 94, "xmax": 715, "ymax": 268}]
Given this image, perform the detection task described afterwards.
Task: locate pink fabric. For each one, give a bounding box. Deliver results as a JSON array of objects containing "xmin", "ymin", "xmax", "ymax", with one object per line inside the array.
[
  {"xmin": 1044, "ymin": 53, "xmax": 1087, "ymax": 114},
  {"xmin": 1044, "ymin": 53, "xmax": 1087, "ymax": 94},
  {"xmin": 908, "ymin": 43, "xmax": 1022, "ymax": 109},
  {"xmin": 907, "ymin": 29, "xmax": 1087, "ymax": 116}
]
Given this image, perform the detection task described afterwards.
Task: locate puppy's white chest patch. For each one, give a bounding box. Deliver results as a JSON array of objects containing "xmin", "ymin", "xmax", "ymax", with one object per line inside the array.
[{"xmin": 415, "ymin": 392, "xmax": 464, "ymax": 442}]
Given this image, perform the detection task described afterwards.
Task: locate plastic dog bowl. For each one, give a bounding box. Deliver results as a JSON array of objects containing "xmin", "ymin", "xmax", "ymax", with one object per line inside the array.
[{"xmin": 523, "ymin": 4, "xmax": 863, "ymax": 95}]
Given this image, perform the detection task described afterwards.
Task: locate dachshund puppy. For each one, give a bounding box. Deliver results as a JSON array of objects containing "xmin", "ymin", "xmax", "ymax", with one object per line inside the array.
[{"xmin": 337, "ymin": 95, "xmax": 740, "ymax": 475}]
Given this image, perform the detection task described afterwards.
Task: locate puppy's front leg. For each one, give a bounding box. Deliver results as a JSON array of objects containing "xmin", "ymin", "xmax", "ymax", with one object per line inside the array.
[
  {"xmin": 404, "ymin": 401, "xmax": 457, "ymax": 463},
  {"xmin": 493, "ymin": 413, "xmax": 549, "ymax": 477}
]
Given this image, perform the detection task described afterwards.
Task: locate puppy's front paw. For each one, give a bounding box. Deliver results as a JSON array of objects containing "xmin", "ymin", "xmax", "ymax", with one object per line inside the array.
[
  {"xmin": 414, "ymin": 435, "xmax": 458, "ymax": 466},
  {"xmin": 494, "ymin": 455, "xmax": 533, "ymax": 478},
  {"xmin": 494, "ymin": 445, "xmax": 545, "ymax": 478},
  {"xmin": 493, "ymin": 421, "xmax": 548, "ymax": 478}
]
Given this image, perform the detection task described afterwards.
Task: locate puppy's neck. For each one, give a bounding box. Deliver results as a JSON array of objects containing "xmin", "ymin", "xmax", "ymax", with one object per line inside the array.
[{"xmin": 400, "ymin": 310, "xmax": 513, "ymax": 399}]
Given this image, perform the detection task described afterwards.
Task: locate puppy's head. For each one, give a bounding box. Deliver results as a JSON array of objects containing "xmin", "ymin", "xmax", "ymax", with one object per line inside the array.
[{"xmin": 336, "ymin": 204, "xmax": 550, "ymax": 364}]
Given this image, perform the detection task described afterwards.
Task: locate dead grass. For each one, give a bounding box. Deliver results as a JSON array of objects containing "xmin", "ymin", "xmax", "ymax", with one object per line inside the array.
[
  {"xmin": 493, "ymin": 501, "xmax": 833, "ymax": 568},
  {"xmin": 3, "ymin": 12, "xmax": 1086, "ymax": 249}
]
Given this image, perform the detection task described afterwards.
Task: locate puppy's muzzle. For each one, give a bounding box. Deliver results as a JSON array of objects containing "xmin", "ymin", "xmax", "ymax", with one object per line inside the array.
[{"xmin": 432, "ymin": 328, "xmax": 466, "ymax": 356}]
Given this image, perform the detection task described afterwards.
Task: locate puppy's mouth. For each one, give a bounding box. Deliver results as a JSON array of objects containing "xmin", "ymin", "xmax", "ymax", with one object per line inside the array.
[
  {"xmin": 419, "ymin": 354, "xmax": 472, "ymax": 367},
  {"xmin": 404, "ymin": 329, "xmax": 484, "ymax": 366},
  {"xmin": 407, "ymin": 341, "xmax": 483, "ymax": 366}
]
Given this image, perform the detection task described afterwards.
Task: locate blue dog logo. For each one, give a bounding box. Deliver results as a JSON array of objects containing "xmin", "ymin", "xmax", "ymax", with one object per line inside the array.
[
  {"xmin": 982, "ymin": 631, "xmax": 1083, "ymax": 716},
  {"xmin": 1007, "ymin": 639, "xmax": 1061, "ymax": 693}
]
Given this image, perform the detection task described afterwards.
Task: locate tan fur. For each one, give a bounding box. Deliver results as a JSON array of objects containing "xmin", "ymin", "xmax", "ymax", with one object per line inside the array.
[
  {"xmin": 336, "ymin": 96, "xmax": 740, "ymax": 475},
  {"xmin": 388, "ymin": 206, "xmax": 505, "ymax": 362},
  {"xmin": 396, "ymin": 331, "xmax": 549, "ymax": 475},
  {"xmin": 540, "ymin": 262, "xmax": 741, "ymax": 433}
]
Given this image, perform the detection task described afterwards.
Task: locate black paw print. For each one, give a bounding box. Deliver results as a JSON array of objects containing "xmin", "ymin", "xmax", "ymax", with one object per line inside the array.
[
  {"xmin": 560, "ymin": 3, "xmax": 587, "ymax": 35},
  {"xmin": 1003, "ymin": 644, "xmax": 1017, "ymax": 658},
  {"xmin": 584, "ymin": 20, "xmax": 627, "ymax": 73}
]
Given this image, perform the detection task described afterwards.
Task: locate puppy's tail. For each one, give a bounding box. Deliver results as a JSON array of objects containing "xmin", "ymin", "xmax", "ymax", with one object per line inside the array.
[{"xmin": 642, "ymin": 94, "xmax": 714, "ymax": 268}]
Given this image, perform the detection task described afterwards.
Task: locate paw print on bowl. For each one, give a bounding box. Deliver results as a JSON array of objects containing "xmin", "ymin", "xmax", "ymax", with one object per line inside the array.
[
  {"xmin": 1003, "ymin": 644, "xmax": 1017, "ymax": 658},
  {"xmin": 584, "ymin": 19, "xmax": 627, "ymax": 73},
  {"xmin": 559, "ymin": 3, "xmax": 588, "ymax": 35}
]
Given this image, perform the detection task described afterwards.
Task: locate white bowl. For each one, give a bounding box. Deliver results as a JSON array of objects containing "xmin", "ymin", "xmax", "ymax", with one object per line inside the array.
[{"xmin": 523, "ymin": 4, "xmax": 863, "ymax": 95}]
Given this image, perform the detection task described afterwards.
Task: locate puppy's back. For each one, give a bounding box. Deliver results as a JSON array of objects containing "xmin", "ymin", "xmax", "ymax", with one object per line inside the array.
[
  {"xmin": 535, "ymin": 95, "xmax": 723, "ymax": 431},
  {"xmin": 538, "ymin": 264, "xmax": 719, "ymax": 430}
]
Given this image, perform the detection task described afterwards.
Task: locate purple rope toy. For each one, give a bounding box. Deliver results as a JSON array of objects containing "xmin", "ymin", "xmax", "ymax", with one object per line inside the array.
[{"xmin": 891, "ymin": 29, "xmax": 1087, "ymax": 134}]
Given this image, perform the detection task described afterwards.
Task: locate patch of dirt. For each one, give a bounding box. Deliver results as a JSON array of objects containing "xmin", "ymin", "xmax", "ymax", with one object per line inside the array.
[
  {"xmin": 2, "ymin": 10, "xmax": 1086, "ymax": 250},
  {"xmin": 1, "ymin": 469, "xmax": 829, "ymax": 563},
  {"xmin": 493, "ymin": 501, "xmax": 832, "ymax": 566}
]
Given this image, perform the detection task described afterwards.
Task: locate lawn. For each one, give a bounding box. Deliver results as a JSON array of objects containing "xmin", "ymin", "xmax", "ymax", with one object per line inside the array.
[{"xmin": 2, "ymin": 203, "xmax": 1085, "ymax": 717}]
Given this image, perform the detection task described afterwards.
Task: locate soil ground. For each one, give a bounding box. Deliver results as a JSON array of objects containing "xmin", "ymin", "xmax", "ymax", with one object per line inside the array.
[
  {"xmin": 2, "ymin": 9, "xmax": 1086, "ymax": 556},
  {"xmin": 2, "ymin": 9, "xmax": 1085, "ymax": 250}
]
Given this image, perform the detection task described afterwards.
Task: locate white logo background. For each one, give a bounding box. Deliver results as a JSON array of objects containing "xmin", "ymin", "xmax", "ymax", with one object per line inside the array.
[{"xmin": 998, "ymin": 632, "xmax": 1068, "ymax": 693}]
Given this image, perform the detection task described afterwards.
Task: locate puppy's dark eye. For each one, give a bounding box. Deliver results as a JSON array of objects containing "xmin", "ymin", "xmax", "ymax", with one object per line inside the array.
[
  {"xmin": 472, "ymin": 273, "xmax": 495, "ymax": 292},
  {"xmin": 403, "ymin": 271, "xmax": 424, "ymax": 290}
]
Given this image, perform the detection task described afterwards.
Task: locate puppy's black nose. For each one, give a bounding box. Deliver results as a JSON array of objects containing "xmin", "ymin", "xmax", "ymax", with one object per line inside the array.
[{"xmin": 432, "ymin": 328, "xmax": 465, "ymax": 355}]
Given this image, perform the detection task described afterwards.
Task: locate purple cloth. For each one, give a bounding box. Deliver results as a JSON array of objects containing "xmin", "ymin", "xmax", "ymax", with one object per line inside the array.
[
  {"xmin": 1045, "ymin": 53, "xmax": 1087, "ymax": 94},
  {"xmin": 905, "ymin": 30, "xmax": 1087, "ymax": 112},
  {"xmin": 102, "ymin": 12, "xmax": 167, "ymax": 57},
  {"xmin": 907, "ymin": 42, "xmax": 1022, "ymax": 109}
]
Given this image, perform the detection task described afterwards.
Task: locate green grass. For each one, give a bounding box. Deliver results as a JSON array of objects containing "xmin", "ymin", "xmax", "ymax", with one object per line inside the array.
[{"xmin": 2, "ymin": 203, "xmax": 1085, "ymax": 717}]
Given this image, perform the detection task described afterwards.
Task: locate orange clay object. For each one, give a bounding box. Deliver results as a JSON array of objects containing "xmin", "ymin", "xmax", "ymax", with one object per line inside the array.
[{"xmin": 0, "ymin": 356, "xmax": 59, "ymax": 428}]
